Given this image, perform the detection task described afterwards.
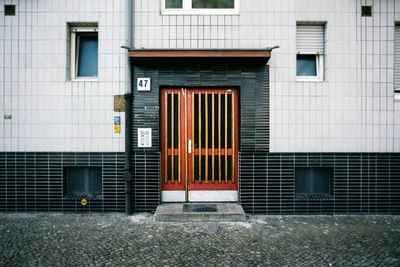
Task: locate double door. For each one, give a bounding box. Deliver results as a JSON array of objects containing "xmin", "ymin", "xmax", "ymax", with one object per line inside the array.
[{"xmin": 160, "ymin": 88, "xmax": 239, "ymax": 202}]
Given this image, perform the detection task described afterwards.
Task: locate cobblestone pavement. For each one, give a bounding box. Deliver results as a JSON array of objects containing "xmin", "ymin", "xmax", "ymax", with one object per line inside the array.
[{"xmin": 1, "ymin": 213, "xmax": 399, "ymax": 267}]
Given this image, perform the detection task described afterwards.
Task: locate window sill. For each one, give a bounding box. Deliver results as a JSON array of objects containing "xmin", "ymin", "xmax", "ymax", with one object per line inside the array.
[
  {"xmin": 70, "ymin": 77, "xmax": 99, "ymax": 82},
  {"xmin": 296, "ymin": 76, "xmax": 324, "ymax": 82}
]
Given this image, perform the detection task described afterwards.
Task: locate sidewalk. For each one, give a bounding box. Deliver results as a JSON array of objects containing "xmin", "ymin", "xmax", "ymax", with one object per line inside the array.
[{"xmin": 1, "ymin": 213, "xmax": 399, "ymax": 266}]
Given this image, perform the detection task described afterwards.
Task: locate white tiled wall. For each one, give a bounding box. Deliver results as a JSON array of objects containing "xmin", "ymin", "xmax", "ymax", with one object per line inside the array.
[
  {"xmin": 2, "ymin": 0, "xmax": 400, "ymax": 153},
  {"xmin": 0, "ymin": 0, "xmax": 128, "ymax": 152},
  {"xmin": 133, "ymin": 0, "xmax": 400, "ymax": 152}
]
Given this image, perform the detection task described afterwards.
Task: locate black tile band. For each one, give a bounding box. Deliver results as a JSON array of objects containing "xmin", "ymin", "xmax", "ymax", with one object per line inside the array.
[{"xmin": 0, "ymin": 153, "xmax": 125, "ymax": 213}]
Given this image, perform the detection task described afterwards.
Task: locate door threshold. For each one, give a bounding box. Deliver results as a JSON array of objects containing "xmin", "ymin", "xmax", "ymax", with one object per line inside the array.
[
  {"xmin": 162, "ymin": 190, "xmax": 238, "ymax": 202},
  {"xmin": 154, "ymin": 203, "xmax": 246, "ymax": 222}
]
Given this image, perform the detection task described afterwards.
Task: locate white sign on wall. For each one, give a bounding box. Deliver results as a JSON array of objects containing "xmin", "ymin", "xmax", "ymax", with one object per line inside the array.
[
  {"xmin": 137, "ymin": 78, "xmax": 151, "ymax": 91},
  {"xmin": 138, "ymin": 128, "xmax": 152, "ymax": 148}
]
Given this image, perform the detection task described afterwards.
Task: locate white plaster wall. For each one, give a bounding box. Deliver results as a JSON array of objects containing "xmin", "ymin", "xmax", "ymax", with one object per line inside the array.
[
  {"xmin": 133, "ymin": 0, "xmax": 400, "ymax": 153},
  {"xmin": 0, "ymin": 0, "xmax": 128, "ymax": 152}
]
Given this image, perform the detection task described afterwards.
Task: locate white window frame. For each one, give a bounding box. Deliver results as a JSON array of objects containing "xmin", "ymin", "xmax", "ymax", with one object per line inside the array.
[
  {"xmin": 296, "ymin": 22, "xmax": 325, "ymax": 82},
  {"xmin": 161, "ymin": 0, "xmax": 239, "ymax": 15},
  {"xmin": 70, "ymin": 25, "xmax": 98, "ymax": 81},
  {"xmin": 296, "ymin": 53, "xmax": 324, "ymax": 82}
]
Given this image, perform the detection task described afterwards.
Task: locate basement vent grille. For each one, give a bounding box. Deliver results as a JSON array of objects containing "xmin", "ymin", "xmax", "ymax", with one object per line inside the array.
[
  {"xmin": 183, "ymin": 204, "xmax": 218, "ymax": 212},
  {"xmin": 295, "ymin": 193, "xmax": 334, "ymax": 200},
  {"xmin": 64, "ymin": 192, "xmax": 103, "ymax": 200}
]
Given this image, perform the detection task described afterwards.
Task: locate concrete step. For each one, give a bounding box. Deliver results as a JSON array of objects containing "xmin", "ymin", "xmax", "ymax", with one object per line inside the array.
[{"xmin": 154, "ymin": 203, "xmax": 246, "ymax": 222}]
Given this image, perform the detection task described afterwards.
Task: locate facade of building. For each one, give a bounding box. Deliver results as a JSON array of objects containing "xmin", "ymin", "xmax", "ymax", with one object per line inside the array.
[{"xmin": 1, "ymin": 0, "xmax": 400, "ymax": 214}]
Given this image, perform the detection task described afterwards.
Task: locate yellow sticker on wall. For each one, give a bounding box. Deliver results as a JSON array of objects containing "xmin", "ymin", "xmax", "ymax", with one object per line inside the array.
[
  {"xmin": 81, "ymin": 198, "xmax": 88, "ymax": 206},
  {"xmin": 114, "ymin": 125, "xmax": 121, "ymax": 134}
]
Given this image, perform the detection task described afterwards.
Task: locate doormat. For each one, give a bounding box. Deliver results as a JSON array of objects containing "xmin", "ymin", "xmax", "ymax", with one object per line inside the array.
[{"xmin": 183, "ymin": 204, "xmax": 218, "ymax": 212}]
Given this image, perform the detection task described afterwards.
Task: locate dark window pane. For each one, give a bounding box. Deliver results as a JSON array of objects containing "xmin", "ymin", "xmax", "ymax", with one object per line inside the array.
[
  {"xmin": 192, "ymin": 0, "xmax": 234, "ymax": 9},
  {"xmin": 77, "ymin": 35, "xmax": 98, "ymax": 77},
  {"xmin": 167, "ymin": 94, "xmax": 172, "ymax": 148},
  {"xmin": 201, "ymin": 155, "xmax": 206, "ymax": 180},
  {"xmin": 194, "ymin": 156, "xmax": 199, "ymax": 180},
  {"xmin": 173, "ymin": 94, "xmax": 179, "ymax": 148},
  {"xmin": 221, "ymin": 94, "xmax": 225, "ymax": 147},
  {"xmin": 207, "ymin": 94, "xmax": 212, "ymax": 148},
  {"xmin": 174, "ymin": 155, "xmax": 179, "ymax": 180},
  {"xmin": 167, "ymin": 156, "xmax": 171, "ymax": 180},
  {"xmin": 208, "ymin": 156, "xmax": 212, "ymax": 179},
  {"xmin": 68, "ymin": 168, "xmax": 85, "ymax": 193},
  {"xmin": 214, "ymin": 94, "xmax": 218, "ymax": 146},
  {"xmin": 201, "ymin": 94, "xmax": 206, "ymax": 148},
  {"xmin": 194, "ymin": 94, "xmax": 199, "ymax": 148},
  {"xmin": 88, "ymin": 168, "xmax": 102, "ymax": 193},
  {"xmin": 227, "ymin": 94, "xmax": 232, "ymax": 148},
  {"xmin": 296, "ymin": 54, "xmax": 317, "ymax": 76},
  {"xmin": 166, "ymin": 0, "xmax": 183, "ymax": 8},
  {"xmin": 295, "ymin": 167, "xmax": 330, "ymax": 194}
]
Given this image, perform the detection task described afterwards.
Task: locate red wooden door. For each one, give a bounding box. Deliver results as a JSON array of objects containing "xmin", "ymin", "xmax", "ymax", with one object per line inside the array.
[{"xmin": 161, "ymin": 88, "xmax": 239, "ymax": 199}]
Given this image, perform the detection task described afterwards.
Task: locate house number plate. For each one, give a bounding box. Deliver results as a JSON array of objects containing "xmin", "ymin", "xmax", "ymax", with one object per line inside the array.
[{"xmin": 137, "ymin": 78, "xmax": 151, "ymax": 91}]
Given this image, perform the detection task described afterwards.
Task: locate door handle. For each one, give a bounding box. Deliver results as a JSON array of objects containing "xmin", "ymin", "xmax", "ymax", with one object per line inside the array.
[{"xmin": 188, "ymin": 139, "xmax": 192, "ymax": 154}]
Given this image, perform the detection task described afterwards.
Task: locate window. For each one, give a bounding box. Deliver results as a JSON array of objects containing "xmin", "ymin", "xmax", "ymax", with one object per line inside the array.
[
  {"xmin": 64, "ymin": 167, "xmax": 102, "ymax": 199},
  {"xmin": 4, "ymin": 5, "xmax": 16, "ymax": 16},
  {"xmin": 295, "ymin": 167, "xmax": 332, "ymax": 200},
  {"xmin": 192, "ymin": 0, "xmax": 234, "ymax": 8},
  {"xmin": 297, "ymin": 55, "xmax": 317, "ymax": 76},
  {"xmin": 394, "ymin": 24, "xmax": 400, "ymax": 100},
  {"xmin": 162, "ymin": 0, "xmax": 238, "ymax": 15},
  {"xmin": 69, "ymin": 24, "xmax": 98, "ymax": 80},
  {"xmin": 296, "ymin": 23, "xmax": 325, "ymax": 81}
]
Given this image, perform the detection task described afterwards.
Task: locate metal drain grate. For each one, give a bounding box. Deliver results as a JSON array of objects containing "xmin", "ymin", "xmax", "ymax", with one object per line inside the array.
[
  {"xmin": 295, "ymin": 193, "xmax": 334, "ymax": 200},
  {"xmin": 64, "ymin": 192, "xmax": 103, "ymax": 200},
  {"xmin": 183, "ymin": 204, "xmax": 218, "ymax": 212}
]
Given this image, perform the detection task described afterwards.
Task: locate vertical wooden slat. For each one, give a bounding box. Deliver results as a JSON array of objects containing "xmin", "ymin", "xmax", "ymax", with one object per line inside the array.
[
  {"xmin": 192, "ymin": 91, "xmax": 195, "ymax": 182},
  {"xmin": 218, "ymin": 93, "xmax": 221, "ymax": 183},
  {"xmin": 198, "ymin": 93, "xmax": 202, "ymax": 182},
  {"xmin": 212, "ymin": 92, "xmax": 215, "ymax": 182},
  {"xmin": 231, "ymin": 93, "xmax": 235, "ymax": 183},
  {"xmin": 171, "ymin": 93, "xmax": 174, "ymax": 183},
  {"xmin": 225, "ymin": 92, "xmax": 228, "ymax": 183},
  {"xmin": 205, "ymin": 92, "xmax": 208, "ymax": 183},
  {"xmin": 178, "ymin": 93, "xmax": 181, "ymax": 183},
  {"xmin": 164, "ymin": 92, "xmax": 168, "ymax": 183}
]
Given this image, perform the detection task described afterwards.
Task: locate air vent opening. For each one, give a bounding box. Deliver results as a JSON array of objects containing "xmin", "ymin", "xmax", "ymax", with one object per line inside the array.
[
  {"xmin": 4, "ymin": 5, "xmax": 16, "ymax": 16},
  {"xmin": 361, "ymin": 6, "xmax": 372, "ymax": 17}
]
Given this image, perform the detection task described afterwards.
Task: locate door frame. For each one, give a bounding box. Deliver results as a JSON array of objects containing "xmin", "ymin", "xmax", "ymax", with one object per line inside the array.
[{"xmin": 160, "ymin": 87, "xmax": 239, "ymax": 202}]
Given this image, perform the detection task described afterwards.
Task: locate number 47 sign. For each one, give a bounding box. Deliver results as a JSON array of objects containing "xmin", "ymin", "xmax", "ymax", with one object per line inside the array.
[{"xmin": 137, "ymin": 78, "xmax": 151, "ymax": 91}]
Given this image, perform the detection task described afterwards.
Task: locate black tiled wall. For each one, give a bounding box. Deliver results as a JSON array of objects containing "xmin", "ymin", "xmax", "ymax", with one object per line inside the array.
[
  {"xmin": 131, "ymin": 153, "xmax": 160, "ymax": 212},
  {"xmin": 1, "ymin": 152, "xmax": 399, "ymax": 214},
  {"xmin": 240, "ymin": 153, "xmax": 400, "ymax": 214},
  {"xmin": 0, "ymin": 153, "xmax": 125, "ymax": 212}
]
